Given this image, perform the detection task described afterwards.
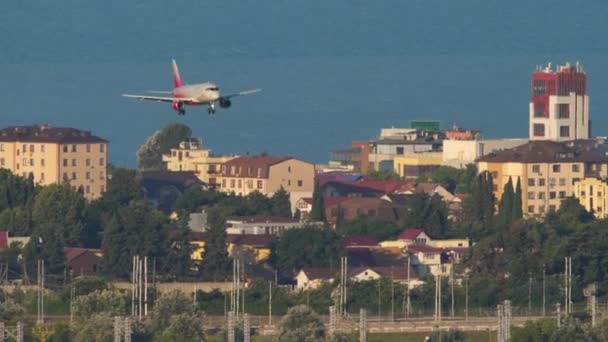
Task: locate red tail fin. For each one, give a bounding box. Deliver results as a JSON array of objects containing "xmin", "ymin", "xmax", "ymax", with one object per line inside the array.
[{"xmin": 172, "ymin": 59, "xmax": 183, "ymax": 88}]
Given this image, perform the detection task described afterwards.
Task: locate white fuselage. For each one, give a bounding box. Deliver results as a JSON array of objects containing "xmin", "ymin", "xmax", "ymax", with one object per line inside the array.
[{"xmin": 173, "ymin": 82, "xmax": 221, "ymax": 105}]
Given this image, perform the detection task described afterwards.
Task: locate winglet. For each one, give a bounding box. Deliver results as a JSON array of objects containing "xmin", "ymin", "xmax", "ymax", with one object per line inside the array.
[{"xmin": 172, "ymin": 59, "xmax": 183, "ymax": 88}]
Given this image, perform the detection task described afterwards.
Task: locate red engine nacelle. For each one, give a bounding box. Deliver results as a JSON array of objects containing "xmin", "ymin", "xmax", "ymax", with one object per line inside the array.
[{"xmin": 172, "ymin": 102, "xmax": 180, "ymax": 111}]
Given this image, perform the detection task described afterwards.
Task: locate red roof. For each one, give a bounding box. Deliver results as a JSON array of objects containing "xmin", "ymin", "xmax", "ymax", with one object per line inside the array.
[
  {"xmin": 342, "ymin": 236, "xmax": 379, "ymax": 248},
  {"xmin": 300, "ymin": 197, "xmax": 313, "ymax": 205},
  {"xmin": 323, "ymin": 197, "xmax": 350, "ymax": 207},
  {"xmin": 64, "ymin": 247, "xmax": 101, "ymax": 262},
  {"xmin": 353, "ymin": 179, "xmax": 416, "ymax": 193},
  {"xmin": 0, "ymin": 231, "xmax": 8, "ymax": 249},
  {"xmin": 398, "ymin": 229, "xmax": 424, "ymax": 240},
  {"xmin": 300, "ymin": 267, "xmax": 339, "ymax": 280}
]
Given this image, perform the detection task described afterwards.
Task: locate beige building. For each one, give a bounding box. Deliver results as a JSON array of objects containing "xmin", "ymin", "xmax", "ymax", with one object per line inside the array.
[
  {"xmin": 574, "ymin": 178, "xmax": 608, "ymax": 218},
  {"xmin": 477, "ymin": 140, "xmax": 608, "ymax": 216},
  {"xmin": 442, "ymin": 138, "xmax": 529, "ymax": 169},
  {"xmin": 393, "ymin": 152, "xmax": 443, "ymax": 179},
  {"xmin": 217, "ymin": 155, "xmax": 315, "ymax": 212},
  {"xmin": 162, "ymin": 140, "xmax": 236, "ymax": 188},
  {"xmin": 0, "ymin": 125, "xmax": 108, "ymax": 200}
]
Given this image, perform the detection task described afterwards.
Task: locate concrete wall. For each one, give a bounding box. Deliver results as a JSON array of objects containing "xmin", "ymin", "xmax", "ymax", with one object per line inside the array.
[{"xmin": 443, "ymin": 139, "xmax": 529, "ymax": 169}]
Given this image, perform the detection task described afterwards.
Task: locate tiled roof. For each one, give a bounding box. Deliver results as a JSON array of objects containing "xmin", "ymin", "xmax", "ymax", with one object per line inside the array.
[
  {"xmin": 220, "ymin": 156, "xmax": 291, "ymax": 179},
  {"xmin": 0, "ymin": 231, "xmax": 8, "ymax": 249},
  {"xmin": 398, "ymin": 229, "xmax": 424, "ymax": 240},
  {"xmin": 405, "ymin": 244, "xmax": 444, "ymax": 254},
  {"xmin": 300, "ymin": 267, "xmax": 338, "ymax": 280},
  {"xmin": 477, "ymin": 140, "xmax": 608, "ymax": 163},
  {"xmin": 0, "ymin": 125, "xmax": 107, "ymax": 143},
  {"xmin": 351, "ymin": 266, "xmax": 418, "ymax": 280},
  {"xmin": 226, "ymin": 215, "xmax": 299, "ymax": 224},
  {"xmin": 64, "ymin": 247, "xmax": 102, "ymax": 262}
]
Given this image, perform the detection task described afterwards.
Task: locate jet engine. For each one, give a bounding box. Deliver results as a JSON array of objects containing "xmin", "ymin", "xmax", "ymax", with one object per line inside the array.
[
  {"xmin": 172, "ymin": 102, "xmax": 186, "ymax": 115},
  {"xmin": 219, "ymin": 98, "xmax": 232, "ymax": 108}
]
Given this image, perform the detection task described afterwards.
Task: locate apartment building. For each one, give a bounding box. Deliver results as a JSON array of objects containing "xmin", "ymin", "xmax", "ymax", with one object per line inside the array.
[
  {"xmin": 477, "ymin": 140, "xmax": 608, "ymax": 216},
  {"xmin": 0, "ymin": 125, "xmax": 108, "ymax": 200},
  {"xmin": 574, "ymin": 178, "xmax": 608, "ymax": 218},
  {"xmin": 217, "ymin": 155, "xmax": 315, "ymax": 212},
  {"xmin": 393, "ymin": 152, "xmax": 443, "ymax": 179},
  {"xmin": 162, "ymin": 139, "xmax": 236, "ymax": 187}
]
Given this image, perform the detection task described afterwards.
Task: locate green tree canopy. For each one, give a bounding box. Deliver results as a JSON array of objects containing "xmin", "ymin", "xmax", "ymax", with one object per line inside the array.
[
  {"xmin": 137, "ymin": 123, "xmax": 192, "ymax": 171},
  {"xmin": 200, "ymin": 206, "xmax": 231, "ymax": 280},
  {"xmin": 150, "ymin": 291, "xmax": 199, "ymax": 335},
  {"xmin": 278, "ymin": 305, "xmax": 325, "ymax": 342},
  {"xmin": 271, "ymin": 187, "xmax": 292, "ymax": 217},
  {"xmin": 309, "ymin": 181, "xmax": 325, "ymax": 222},
  {"xmin": 418, "ymin": 164, "xmax": 477, "ymax": 194}
]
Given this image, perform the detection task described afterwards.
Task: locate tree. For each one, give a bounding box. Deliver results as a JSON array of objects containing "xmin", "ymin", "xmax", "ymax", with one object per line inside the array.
[
  {"xmin": 0, "ymin": 206, "xmax": 32, "ymax": 236},
  {"xmin": 309, "ymin": 181, "xmax": 325, "ymax": 222},
  {"xmin": 172, "ymin": 187, "xmax": 221, "ymax": 218},
  {"xmin": 102, "ymin": 167, "xmax": 143, "ymax": 207},
  {"xmin": 150, "ymin": 291, "xmax": 199, "ymax": 334},
  {"xmin": 278, "ymin": 305, "xmax": 325, "ymax": 342},
  {"xmin": 137, "ymin": 123, "xmax": 192, "ymax": 171},
  {"xmin": 498, "ymin": 176, "xmax": 514, "ymax": 227},
  {"xmin": 154, "ymin": 314, "xmax": 205, "ymax": 342},
  {"xmin": 31, "ymin": 183, "xmax": 86, "ymax": 273},
  {"xmin": 72, "ymin": 290, "xmax": 128, "ymax": 324},
  {"xmin": 271, "ymin": 187, "xmax": 292, "ymax": 217},
  {"xmin": 72, "ymin": 312, "xmax": 114, "ymax": 342},
  {"xmin": 0, "ymin": 298, "xmax": 26, "ymax": 324},
  {"xmin": 513, "ymin": 176, "xmax": 523, "ymax": 221},
  {"xmin": 165, "ymin": 219, "xmax": 193, "ymax": 279},
  {"xmin": 367, "ymin": 169, "xmax": 401, "ymax": 181},
  {"xmin": 418, "ymin": 164, "xmax": 477, "ymax": 194},
  {"xmin": 200, "ymin": 207, "xmax": 231, "ymax": 280},
  {"xmin": 273, "ymin": 225, "xmax": 342, "ymax": 276},
  {"xmin": 336, "ymin": 214, "xmax": 401, "ymax": 241}
]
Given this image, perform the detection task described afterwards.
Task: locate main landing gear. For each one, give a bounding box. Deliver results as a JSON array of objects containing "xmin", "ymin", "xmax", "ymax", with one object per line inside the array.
[{"xmin": 207, "ymin": 103, "xmax": 216, "ymax": 115}]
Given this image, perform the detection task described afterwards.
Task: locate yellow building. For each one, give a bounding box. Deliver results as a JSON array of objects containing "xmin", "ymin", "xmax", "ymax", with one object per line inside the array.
[
  {"xmin": 393, "ymin": 152, "xmax": 443, "ymax": 179},
  {"xmin": 574, "ymin": 178, "xmax": 608, "ymax": 218},
  {"xmin": 477, "ymin": 140, "xmax": 608, "ymax": 216},
  {"xmin": 189, "ymin": 234, "xmax": 273, "ymax": 264},
  {"xmin": 0, "ymin": 125, "xmax": 108, "ymax": 200},
  {"xmin": 162, "ymin": 140, "xmax": 236, "ymax": 188},
  {"xmin": 217, "ymin": 155, "xmax": 315, "ymax": 212}
]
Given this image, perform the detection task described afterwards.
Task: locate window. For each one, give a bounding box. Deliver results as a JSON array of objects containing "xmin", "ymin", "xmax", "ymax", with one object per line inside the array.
[
  {"xmin": 0, "ymin": 144, "xmax": 3, "ymax": 151},
  {"xmin": 0, "ymin": 158, "xmax": 4, "ymax": 166},
  {"xmin": 533, "ymin": 80, "xmax": 546, "ymax": 96},
  {"xmin": 86, "ymin": 172, "xmax": 90, "ymax": 180},
  {"xmin": 222, "ymin": 179, "xmax": 226, "ymax": 188},
  {"xmin": 491, "ymin": 171, "xmax": 498, "ymax": 179},
  {"xmin": 532, "ymin": 165, "xmax": 540, "ymax": 173},
  {"xmin": 298, "ymin": 180, "xmax": 303, "ymax": 187},
  {"xmin": 63, "ymin": 145, "xmax": 68, "ymax": 153},
  {"xmin": 40, "ymin": 172, "xmax": 45, "ymax": 181},
  {"xmin": 230, "ymin": 166, "xmax": 235, "ymax": 175},
  {"xmin": 534, "ymin": 102, "xmax": 545, "ymax": 117},
  {"xmin": 288, "ymin": 166, "xmax": 291, "ymax": 173},
  {"xmin": 533, "ymin": 124, "xmax": 545, "ymax": 137},
  {"xmin": 63, "ymin": 159, "xmax": 68, "ymax": 167},
  {"xmin": 559, "ymin": 178, "xmax": 566, "ymax": 186},
  {"xmin": 72, "ymin": 159, "xmax": 77, "ymax": 167},
  {"xmin": 539, "ymin": 179, "xmax": 546, "ymax": 186},
  {"xmin": 572, "ymin": 177, "xmax": 580, "ymax": 185},
  {"xmin": 86, "ymin": 159, "xmax": 91, "ymax": 167},
  {"xmin": 29, "ymin": 145, "xmax": 34, "ymax": 152},
  {"xmin": 257, "ymin": 168, "xmax": 262, "ymax": 177},
  {"xmin": 549, "ymin": 205, "xmax": 556, "ymax": 212},
  {"xmin": 22, "ymin": 158, "xmax": 26, "ymax": 166},
  {"xmin": 559, "ymin": 191, "xmax": 566, "ymax": 199},
  {"xmin": 572, "ymin": 164, "xmax": 580, "ymax": 172},
  {"xmin": 72, "ymin": 172, "xmax": 77, "ymax": 180},
  {"xmin": 99, "ymin": 171, "xmax": 105, "ymax": 180},
  {"xmin": 41, "ymin": 159, "xmax": 45, "ymax": 167},
  {"xmin": 528, "ymin": 192, "xmax": 535, "ymax": 200},
  {"xmin": 549, "ymin": 178, "xmax": 556, "ymax": 186},
  {"xmin": 257, "ymin": 180, "xmax": 263, "ymax": 189},
  {"xmin": 538, "ymin": 192, "xmax": 546, "ymax": 199},
  {"xmin": 99, "ymin": 158, "xmax": 104, "ymax": 166},
  {"xmin": 72, "ymin": 145, "xmax": 77, "ymax": 152},
  {"xmin": 559, "ymin": 126, "xmax": 570, "ymax": 138},
  {"xmin": 230, "ymin": 179, "xmax": 235, "ymax": 188},
  {"xmin": 549, "ymin": 191, "xmax": 556, "ymax": 199},
  {"xmin": 22, "ymin": 144, "xmax": 26, "ymax": 152},
  {"xmin": 41, "ymin": 145, "xmax": 45, "ymax": 153},
  {"xmin": 247, "ymin": 180, "xmax": 253, "ymax": 189},
  {"xmin": 528, "ymin": 205, "xmax": 535, "ymax": 213},
  {"xmin": 558, "ymin": 104, "xmax": 570, "ymax": 118},
  {"xmin": 552, "ymin": 165, "xmax": 561, "ymax": 173},
  {"xmin": 100, "ymin": 144, "xmax": 105, "ymax": 152},
  {"xmin": 528, "ymin": 179, "xmax": 535, "ymax": 186},
  {"xmin": 539, "ymin": 205, "xmax": 545, "ymax": 213},
  {"xmin": 100, "ymin": 185, "xmax": 105, "ymax": 194},
  {"xmin": 237, "ymin": 180, "xmax": 242, "ymax": 188},
  {"xmin": 86, "ymin": 185, "xmax": 90, "ymax": 194},
  {"xmin": 86, "ymin": 144, "xmax": 91, "ymax": 153},
  {"xmin": 29, "ymin": 159, "xmax": 34, "ymax": 166},
  {"xmin": 396, "ymin": 146, "xmax": 404, "ymax": 155}
]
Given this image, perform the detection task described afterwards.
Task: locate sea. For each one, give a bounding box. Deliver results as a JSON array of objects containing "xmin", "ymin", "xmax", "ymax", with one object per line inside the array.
[{"xmin": 1, "ymin": 0, "xmax": 607, "ymax": 167}]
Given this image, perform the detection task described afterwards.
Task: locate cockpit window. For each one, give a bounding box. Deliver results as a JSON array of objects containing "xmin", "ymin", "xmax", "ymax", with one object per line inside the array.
[{"xmin": 207, "ymin": 87, "xmax": 220, "ymax": 91}]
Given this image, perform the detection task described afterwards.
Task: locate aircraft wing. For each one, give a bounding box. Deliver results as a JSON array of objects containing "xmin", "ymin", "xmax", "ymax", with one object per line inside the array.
[
  {"xmin": 222, "ymin": 88, "xmax": 262, "ymax": 99},
  {"xmin": 122, "ymin": 94, "xmax": 194, "ymax": 103}
]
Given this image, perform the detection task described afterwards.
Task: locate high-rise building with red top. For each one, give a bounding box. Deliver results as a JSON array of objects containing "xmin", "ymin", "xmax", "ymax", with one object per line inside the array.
[{"xmin": 529, "ymin": 62, "xmax": 589, "ymax": 141}]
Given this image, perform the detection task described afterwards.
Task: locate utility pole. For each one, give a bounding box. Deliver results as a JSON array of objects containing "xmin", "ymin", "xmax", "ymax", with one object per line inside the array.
[
  {"xmin": 465, "ymin": 274, "xmax": 469, "ymax": 321},
  {"xmin": 144, "ymin": 256, "xmax": 148, "ymax": 316},
  {"xmin": 542, "ymin": 265, "xmax": 546, "ymax": 317},
  {"xmin": 528, "ymin": 272, "xmax": 532, "ymax": 315},
  {"xmin": 359, "ymin": 308, "xmax": 367, "ymax": 342},
  {"xmin": 124, "ymin": 317, "xmax": 131, "ymax": 342},
  {"xmin": 329, "ymin": 306, "xmax": 337, "ymax": 338},
  {"xmin": 227, "ymin": 311, "xmax": 235, "ymax": 342},
  {"xmin": 70, "ymin": 270, "xmax": 75, "ymax": 323},
  {"xmin": 268, "ymin": 281, "xmax": 273, "ymax": 325},
  {"xmin": 377, "ymin": 278, "xmax": 382, "ymax": 320},
  {"xmin": 556, "ymin": 303, "xmax": 561, "ymax": 328},
  {"xmin": 37, "ymin": 259, "xmax": 45, "ymax": 324},
  {"xmin": 390, "ymin": 266, "xmax": 395, "ymax": 322},
  {"xmin": 243, "ymin": 314, "xmax": 251, "ymax": 342},
  {"xmin": 406, "ymin": 254, "xmax": 411, "ymax": 317},
  {"xmin": 450, "ymin": 256, "xmax": 455, "ymax": 318},
  {"xmin": 114, "ymin": 316, "xmax": 122, "ymax": 342},
  {"xmin": 564, "ymin": 257, "xmax": 572, "ymax": 315}
]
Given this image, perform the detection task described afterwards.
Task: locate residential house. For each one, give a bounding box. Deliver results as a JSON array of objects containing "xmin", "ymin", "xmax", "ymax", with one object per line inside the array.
[
  {"xmin": 324, "ymin": 197, "xmax": 399, "ymax": 228},
  {"xmin": 65, "ymin": 247, "xmax": 102, "ymax": 276},
  {"xmin": 393, "ymin": 152, "xmax": 443, "ymax": 179},
  {"xmin": 574, "ymin": 178, "xmax": 608, "ymax": 218},
  {"xmin": 137, "ymin": 171, "xmax": 206, "ymax": 212},
  {"xmin": 0, "ymin": 125, "xmax": 108, "ymax": 200},
  {"xmin": 226, "ymin": 215, "xmax": 310, "ymax": 235},
  {"xmin": 162, "ymin": 139, "xmax": 237, "ymax": 188},
  {"xmin": 217, "ymin": 155, "xmax": 315, "ymax": 213},
  {"xmin": 442, "ymin": 138, "xmax": 529, "ymax": 169},
  {"xmin": 295, "ymin": 265, "xmax": 421, "ymax": 291},
  {"xmin": 0, "ymin": 231, "xmax": 30, "ymax": 250},
  {"xmin": 477, "ymin": 140, "xmax": 608, "ymax": 216}
]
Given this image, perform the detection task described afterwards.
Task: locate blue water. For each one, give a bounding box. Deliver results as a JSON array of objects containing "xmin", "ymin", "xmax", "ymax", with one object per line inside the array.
[{"xmin": 1, "ymin": 0, "xmax": 607, "ymax": 166}]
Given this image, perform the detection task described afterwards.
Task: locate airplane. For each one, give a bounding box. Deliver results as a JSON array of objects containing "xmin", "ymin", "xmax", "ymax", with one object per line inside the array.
[{"xmin": 123, "ymin": 59, "xmax": 261, "ymax": 115}]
